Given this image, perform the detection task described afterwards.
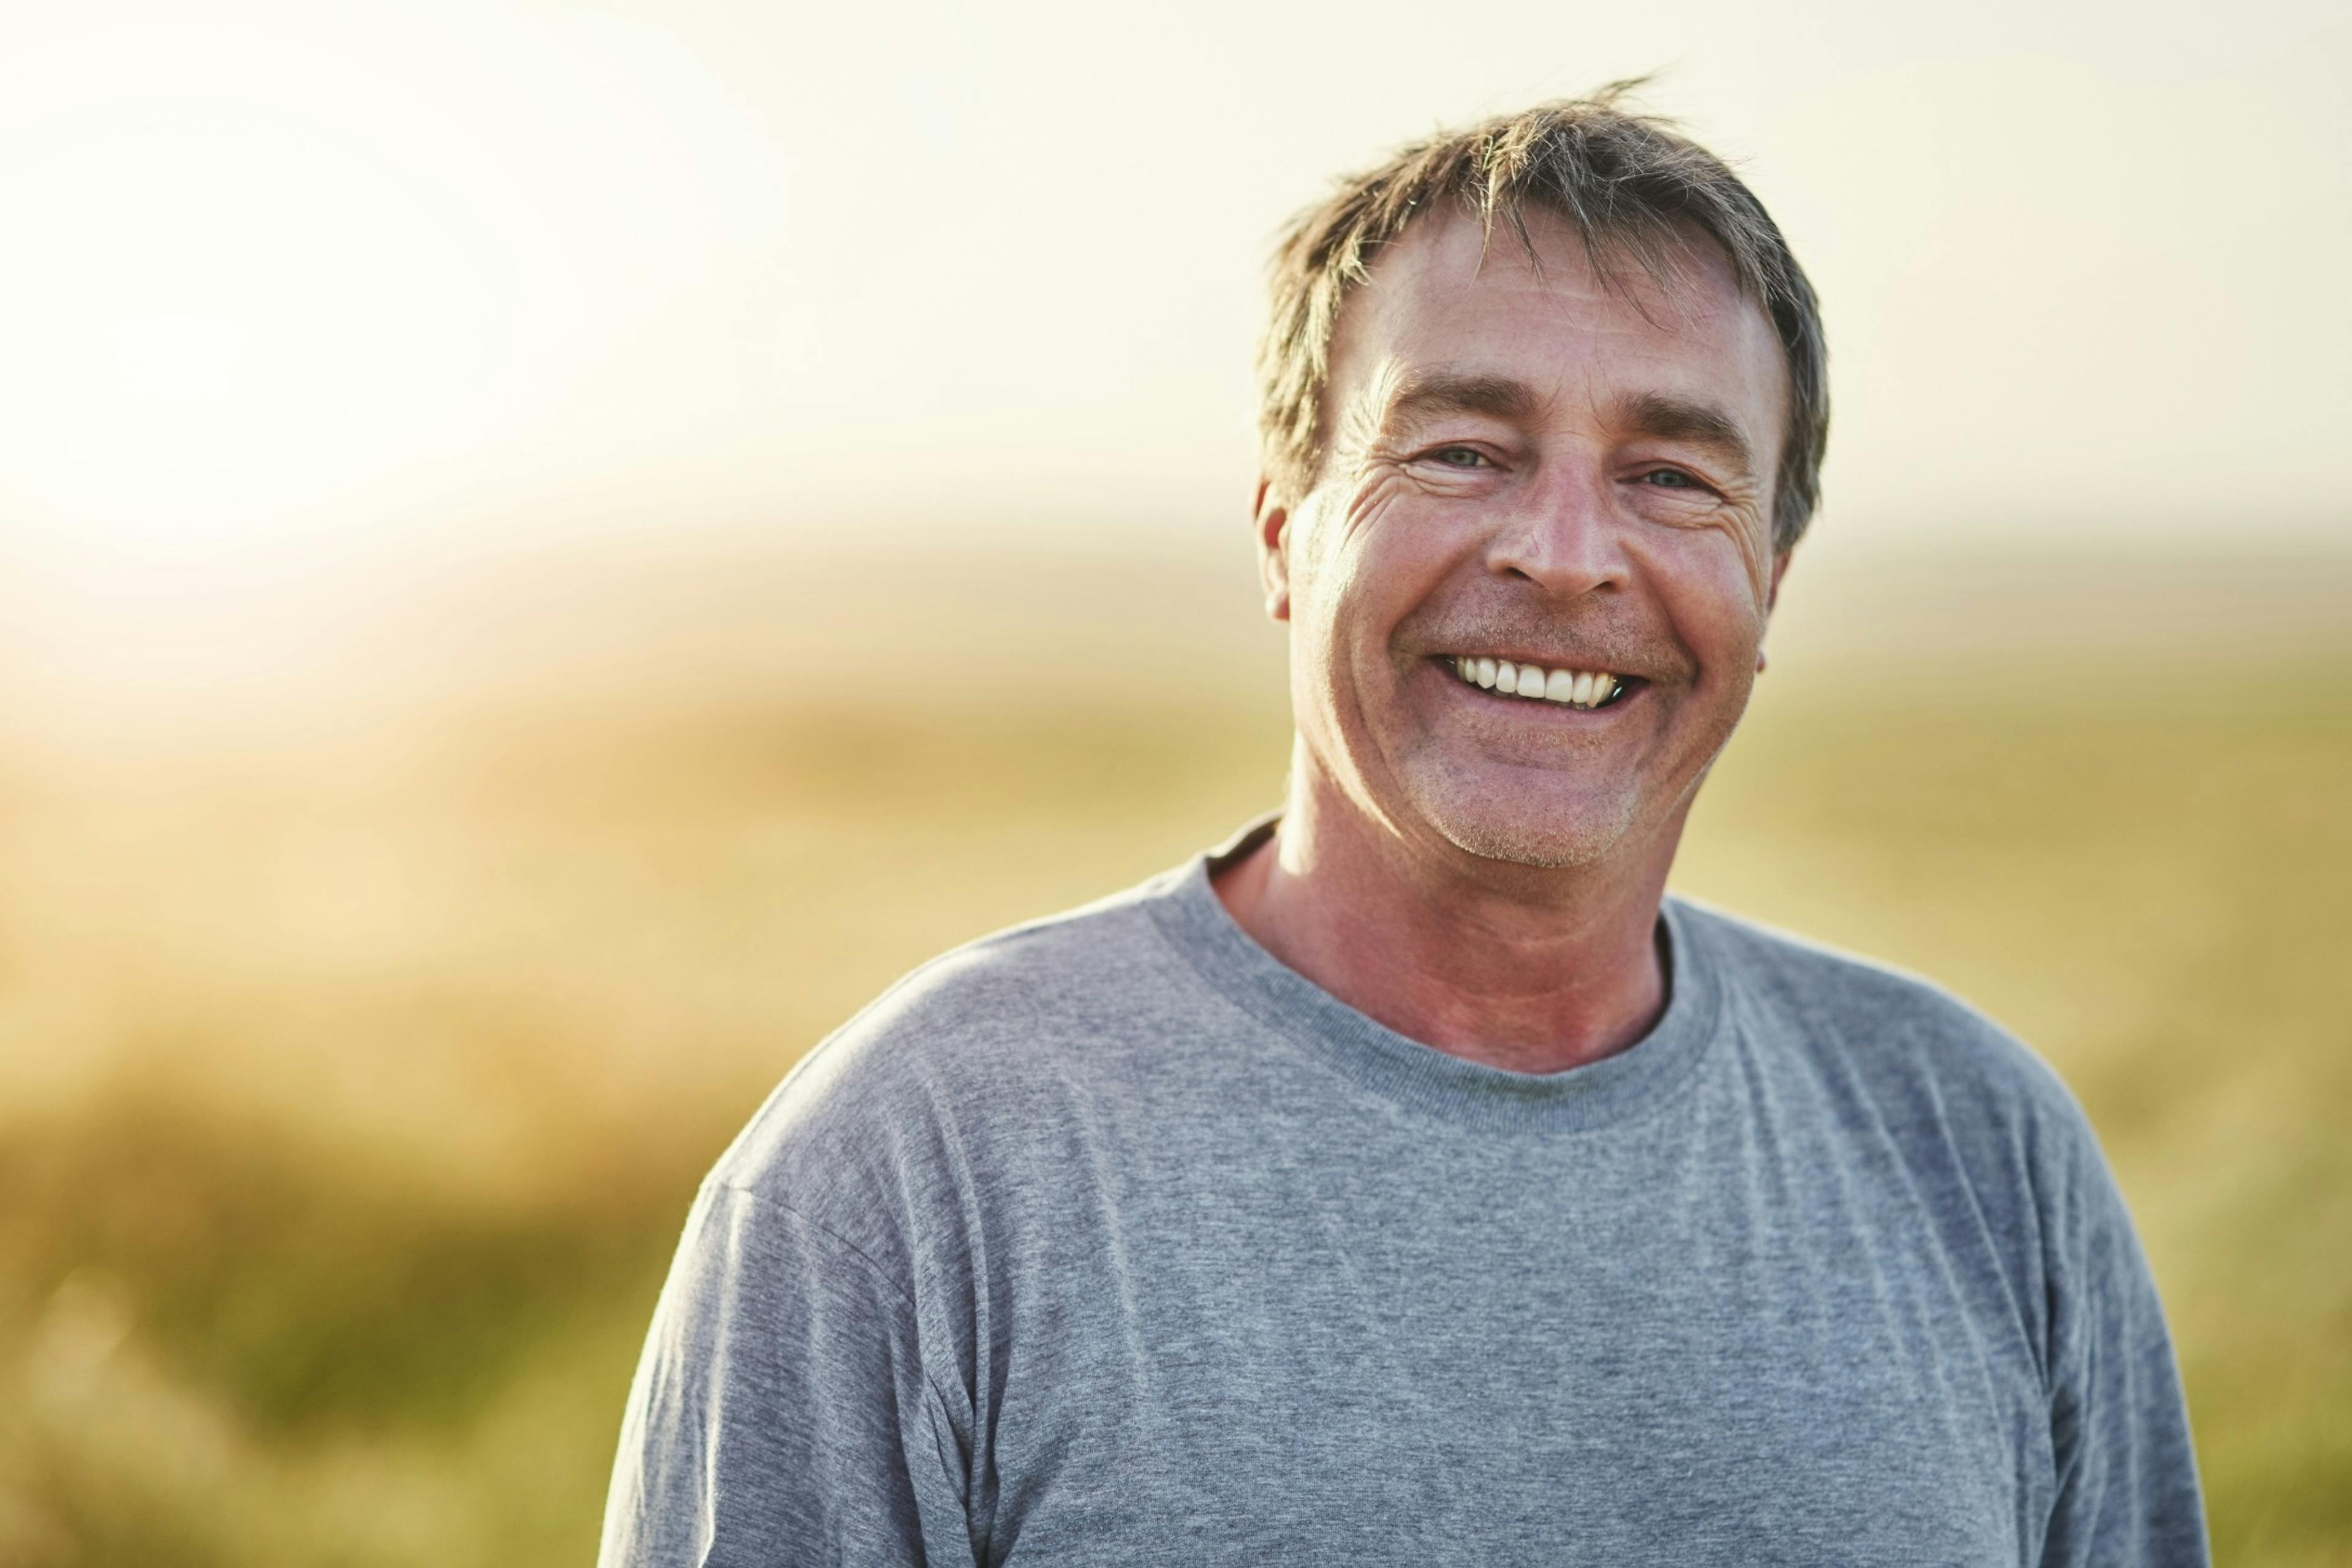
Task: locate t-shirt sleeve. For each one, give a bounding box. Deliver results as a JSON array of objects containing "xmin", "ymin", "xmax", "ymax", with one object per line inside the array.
[
  {"xmin": 2035, "ymin": 1112, "xmax": 2211, "ymax": 1567},
  {"xmin": 598, "ymin": 1180, "xmax": 976, "ymax": 1567}
]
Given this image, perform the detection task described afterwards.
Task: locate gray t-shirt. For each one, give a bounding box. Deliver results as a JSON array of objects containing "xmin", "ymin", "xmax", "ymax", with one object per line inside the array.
[{"xmin": 600, "ymin": 823, "xmax": 2209, "ymax": 1566}]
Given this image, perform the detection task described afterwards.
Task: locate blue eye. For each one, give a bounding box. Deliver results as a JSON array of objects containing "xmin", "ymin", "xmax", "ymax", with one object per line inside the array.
[
  {"xmin": 1430, "ymin": 447, "xmax": 1487, "ymax": 468},
  {"xmin": 1642, "ymin": 469, "xmax": 1698, "ymax": 488}
]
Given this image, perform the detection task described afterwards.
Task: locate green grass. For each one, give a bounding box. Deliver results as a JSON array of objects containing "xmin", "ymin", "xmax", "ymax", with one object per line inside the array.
[{"xmin": 0, "ymin": 669, "xmax": 2343, "ymax": 1565}]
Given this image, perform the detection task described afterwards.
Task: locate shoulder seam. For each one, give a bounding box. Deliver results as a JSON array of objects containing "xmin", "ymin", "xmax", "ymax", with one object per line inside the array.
[
  {"xmin": 704, "ymin": 1180, "xmax": 975, "ymax": 1428},
  {"xmin": 708, "ymin": 1179, "xmax": 921, "ymax": 1316}
]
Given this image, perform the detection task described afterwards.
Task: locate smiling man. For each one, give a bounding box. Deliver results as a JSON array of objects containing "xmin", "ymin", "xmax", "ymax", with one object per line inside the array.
[{"xmin": 601, "ymin": 92, "xmax": 2210, "ymax": 1567}]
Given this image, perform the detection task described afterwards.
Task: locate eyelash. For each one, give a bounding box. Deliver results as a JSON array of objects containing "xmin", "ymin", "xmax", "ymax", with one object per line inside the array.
[
  {"xmin": 1414, "ymin": 448, "xmax": 1714, "ymax": 496},
  {"xmin": 1426, "ymin": 445, "xmax": 1488, "ymax": 468}
]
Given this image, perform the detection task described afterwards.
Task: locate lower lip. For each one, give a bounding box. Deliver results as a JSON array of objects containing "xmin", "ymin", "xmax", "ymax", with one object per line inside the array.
[{"xmin": 1428, "ymin": 658, "xmax": 1641, "ymax": 717}]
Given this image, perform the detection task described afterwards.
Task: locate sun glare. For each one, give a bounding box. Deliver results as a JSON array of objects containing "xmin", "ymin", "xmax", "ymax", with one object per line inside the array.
[
  {"xmin": 6, "ymin": 217, "xmax": 405, "ymax": 524},
  {"xmin": 0, "ymin": 96, "xmax": 519, "ymax": 550},
  {"xmin": 0, "ymin": 9, "xmax": 797, "ymax": 590},
  {"xmin": 0, "ymin": 7, "xmax": 818, "ymax": 722}
]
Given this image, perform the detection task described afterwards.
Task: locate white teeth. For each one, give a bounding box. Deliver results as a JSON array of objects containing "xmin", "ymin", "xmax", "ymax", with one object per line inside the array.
[{"xmin": 1450, "ymin": 656, "xmax": 1624, "ymax": 709}]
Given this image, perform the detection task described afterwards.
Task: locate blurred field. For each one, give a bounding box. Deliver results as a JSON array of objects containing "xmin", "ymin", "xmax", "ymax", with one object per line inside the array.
[{"xmin": 0, "ymin": 535, "xmax": 2345, "ymax": 1566}]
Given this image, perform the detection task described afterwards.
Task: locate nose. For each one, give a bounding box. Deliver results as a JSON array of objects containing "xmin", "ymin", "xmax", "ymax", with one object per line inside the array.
[{"xmin": 1482, "ymin": 461, "xmax": 1630, "ymax": 600}]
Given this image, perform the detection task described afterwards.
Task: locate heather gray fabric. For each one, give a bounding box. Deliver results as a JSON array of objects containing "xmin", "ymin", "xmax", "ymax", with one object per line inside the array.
[{"xmin": 600, "ymin": 820, "xmax": 2209, "ymax": 1567}]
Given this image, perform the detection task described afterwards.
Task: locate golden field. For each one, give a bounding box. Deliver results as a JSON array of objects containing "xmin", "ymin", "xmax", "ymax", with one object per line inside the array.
[{"xmin": 0, "ymin": 534, "xmax": 2344, "ymax": 1566}]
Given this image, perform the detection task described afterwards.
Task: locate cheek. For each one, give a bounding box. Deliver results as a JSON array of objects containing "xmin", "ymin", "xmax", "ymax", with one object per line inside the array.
[
  {"xmin": 1298, "ymin": 475, "xmax": 1445, "ymax": 644},
  {"xmin": 1625, "ymin": 527, "xmax": 1769, "ymax": 660},
  {"xmin": 1630, "ymin": 493, "xmax": 1774, "ymax": 612}
]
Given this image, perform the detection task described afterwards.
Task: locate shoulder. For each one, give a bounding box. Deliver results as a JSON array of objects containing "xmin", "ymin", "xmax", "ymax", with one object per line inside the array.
[
  {"xmin": 704, "ymin": 865, "xmax": 1204, "ymax": 1229},
  {"xmin": 1667, "ymin": 895, "xmax": 2119, "ymax": 1240},
  {"xmin": 1670, "ymin": 897, "xmax": 2144, "ymax": 1370},
  {"xmin": 1672, "ymin": 893, "xmax": 2092, "ymax": 1131}
]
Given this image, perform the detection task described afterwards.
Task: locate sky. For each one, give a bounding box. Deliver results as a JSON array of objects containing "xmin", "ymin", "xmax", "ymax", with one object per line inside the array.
[{"xmin": 0, "ymin": 0, "xmax": 2345, "ymax": 692}]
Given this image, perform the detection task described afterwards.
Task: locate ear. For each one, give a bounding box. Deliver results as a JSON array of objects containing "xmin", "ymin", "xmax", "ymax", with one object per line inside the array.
[
  {"xmin": 1252, "ymin": 477, "xmax": 1292, "ymax": 624},
  {"xmin": 1757, "ymin": 549, "xmax": 1792, "ymax": 673}
]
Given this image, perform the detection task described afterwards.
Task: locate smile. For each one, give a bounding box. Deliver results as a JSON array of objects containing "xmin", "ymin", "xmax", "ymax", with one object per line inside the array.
[{"xmin": 1442, "ymin": 655, "xmax": 1631, "ymax": 711}]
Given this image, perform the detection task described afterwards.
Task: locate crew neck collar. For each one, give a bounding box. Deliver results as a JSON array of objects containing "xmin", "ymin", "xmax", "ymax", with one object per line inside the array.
[{"xmin": 1142, "ymin": 815, "xmax": 1727, "ymax": 1135}]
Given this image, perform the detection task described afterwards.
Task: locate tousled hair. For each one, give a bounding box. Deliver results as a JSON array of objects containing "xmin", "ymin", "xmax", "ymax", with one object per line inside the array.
[{"xmin": 1257, "ymin": 83, "xmax": 1829, "ymax": 552}]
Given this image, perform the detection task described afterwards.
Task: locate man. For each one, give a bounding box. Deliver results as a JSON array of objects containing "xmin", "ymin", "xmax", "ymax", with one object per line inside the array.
[{"xmin": 601, "ymin": 91, "xmax": 2209, "ymax": 1566}]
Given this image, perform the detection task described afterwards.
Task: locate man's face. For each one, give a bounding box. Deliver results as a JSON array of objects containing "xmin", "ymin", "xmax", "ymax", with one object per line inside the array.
[{"xmin": 1260, "ymin": 208, "xmax": 1792, "ymax": 873}]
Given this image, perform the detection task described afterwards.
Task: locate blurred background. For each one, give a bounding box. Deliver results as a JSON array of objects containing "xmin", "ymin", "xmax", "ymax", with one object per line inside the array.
[{"xmin": 0, "ymin": 0, "xmax": 2346, "ymax": 1562}]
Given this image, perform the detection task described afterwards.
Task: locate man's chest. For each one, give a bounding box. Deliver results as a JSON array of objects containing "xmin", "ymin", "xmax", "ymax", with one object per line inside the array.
[{"xmin": 956, "ymin": 1117, "xmax": 2054, "ymax": 1566}]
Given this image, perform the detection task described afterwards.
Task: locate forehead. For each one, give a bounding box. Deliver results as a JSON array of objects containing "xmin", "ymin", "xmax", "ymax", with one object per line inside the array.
[{"xmin": 1327, "ymin": 206, "xmax": 1788, "ymax": 442}]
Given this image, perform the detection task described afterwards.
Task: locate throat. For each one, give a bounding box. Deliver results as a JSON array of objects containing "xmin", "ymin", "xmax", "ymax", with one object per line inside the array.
[{"xmin": 1226, "ymin": 820, "xmax": 1672, "ymax": 1075}]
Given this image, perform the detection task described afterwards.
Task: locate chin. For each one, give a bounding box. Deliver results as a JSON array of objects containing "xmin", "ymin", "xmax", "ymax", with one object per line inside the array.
[{"xmin": 1411, "ymin": 783, "xmax": 1643, "ymax": 872}]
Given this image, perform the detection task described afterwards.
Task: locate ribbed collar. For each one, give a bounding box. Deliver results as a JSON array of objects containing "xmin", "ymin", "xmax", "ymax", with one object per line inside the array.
[{"xmin": 1142, "ymin": 815, "xmax": 1727, "ymax": 1135}]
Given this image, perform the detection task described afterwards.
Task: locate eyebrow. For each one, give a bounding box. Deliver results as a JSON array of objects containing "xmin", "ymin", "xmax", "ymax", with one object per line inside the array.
[
  {"xmin": 1613, "ymin": 391, "xmax": 1757, "ymax": 477},
  {"xmin": 1384, "ymin": 372, "xmax": 1542, "ymax": 424}
]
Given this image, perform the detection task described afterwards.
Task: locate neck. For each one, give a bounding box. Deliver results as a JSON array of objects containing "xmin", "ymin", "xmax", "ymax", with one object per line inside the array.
[{"xmin": 1212, "ymin": 745, "xmax": 1681, "ymax": 1074}]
